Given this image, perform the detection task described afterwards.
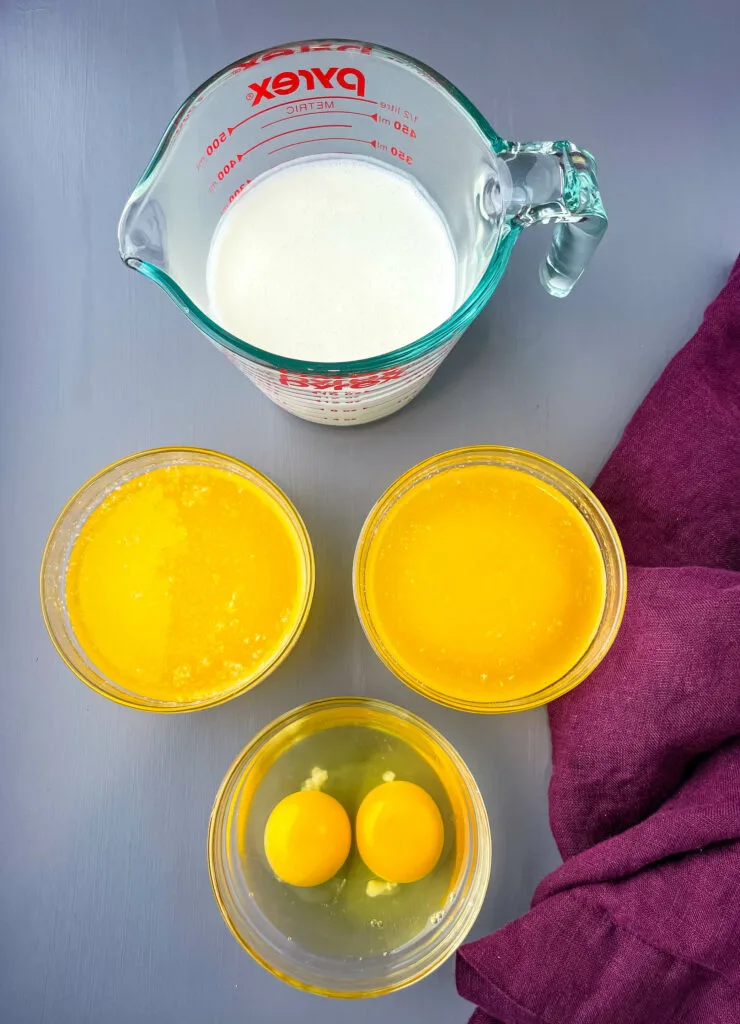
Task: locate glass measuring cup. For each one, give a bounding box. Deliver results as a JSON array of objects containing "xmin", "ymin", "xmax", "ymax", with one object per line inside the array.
[{"xmin": 119, "ymin": 40, "xmax": 607, "ymax": 425}]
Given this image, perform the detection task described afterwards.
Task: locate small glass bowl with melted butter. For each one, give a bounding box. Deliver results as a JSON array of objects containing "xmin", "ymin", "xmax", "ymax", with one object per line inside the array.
[
  {"xmin": 354, "ymin": 446, "xmax": 627, "ymax": 714},
  {"xmin": 208, "ymin": 697, "xmax": 491, "ymax": 997},
  {"xmin": 40, "ymin": 447, "xmax": 314, "ymax": 712}
]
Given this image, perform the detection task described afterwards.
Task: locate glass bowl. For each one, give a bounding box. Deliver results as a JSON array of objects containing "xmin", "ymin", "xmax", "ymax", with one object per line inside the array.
[
  {"xmin": 208, "ymin": 697, "xmax": 491, "ymax": 997},
  {"xmin": 354, "ymin": 446, "xmax": 627, "ymax": 714},
  {"xmin": 40, "ymin": 447, "xmax": 314, "ymax": 712}
]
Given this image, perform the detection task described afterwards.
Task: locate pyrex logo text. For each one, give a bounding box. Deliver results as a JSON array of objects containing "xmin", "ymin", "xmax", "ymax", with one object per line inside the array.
[{"xmin": 249, "ymin": 67, "xmax": 366, "ymax": 106}]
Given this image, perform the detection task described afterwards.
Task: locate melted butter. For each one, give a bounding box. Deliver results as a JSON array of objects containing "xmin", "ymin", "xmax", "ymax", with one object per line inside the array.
[
  {"xmin": 366, "ymin": 465, "xmax": 605, "ymax": 702},
  {"xmin": 66, "ymin": 464, "xmax": 306, "ymax": 702}
]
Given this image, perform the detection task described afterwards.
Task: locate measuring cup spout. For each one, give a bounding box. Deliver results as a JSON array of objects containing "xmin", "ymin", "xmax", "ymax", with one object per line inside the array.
[{"xmin": 117, "ymin": 190, "xmax": 166, "ymax": 271}]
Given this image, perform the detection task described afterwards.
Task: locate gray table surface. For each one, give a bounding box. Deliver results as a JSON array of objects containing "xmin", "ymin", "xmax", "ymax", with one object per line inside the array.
[{"xmin": 2, "ymin": 1, "xmax": 739, "ymax": 1021}]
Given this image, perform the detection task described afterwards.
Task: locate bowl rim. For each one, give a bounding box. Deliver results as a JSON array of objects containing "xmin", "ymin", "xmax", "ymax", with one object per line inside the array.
[
  {"xmin": 207, "ymin": 695, "xmax": 492, "ymax": 998},
  {"xmin": 353, "ymin": 445, "xmax": 627, "ymax": 714},
  {"xmin": 39, "ymin": 446, "xmax": 315, "ymax": 713}
]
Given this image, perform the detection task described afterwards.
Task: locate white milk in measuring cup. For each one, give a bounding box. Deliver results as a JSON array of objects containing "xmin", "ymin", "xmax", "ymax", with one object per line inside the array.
[
  {"xmin": 205, "ymin": 157, "xmax": 458, "ymax": 363},
  {"xmin": 119, "ymin": 41, "xmax": 607, "ymax": 425}
]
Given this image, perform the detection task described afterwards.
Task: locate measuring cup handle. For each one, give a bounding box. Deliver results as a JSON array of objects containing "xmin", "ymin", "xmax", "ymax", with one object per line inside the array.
[{"xmin": 499, "ymin": 141, "xmax": 607, "ymax": 298}]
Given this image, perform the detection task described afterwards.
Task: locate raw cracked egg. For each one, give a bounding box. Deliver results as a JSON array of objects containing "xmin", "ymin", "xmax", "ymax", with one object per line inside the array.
[
  {"xmin": 356, "ymin": 780, "xmax": 444, "ymax": 884},
  {"xmin": 264, "ymin": 789, "xmax": 351, "ymax": 887}
]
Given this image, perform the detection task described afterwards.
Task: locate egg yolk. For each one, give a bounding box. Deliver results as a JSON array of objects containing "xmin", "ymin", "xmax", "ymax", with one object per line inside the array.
[
  {"xmin": 356, "ymin": 781, "xmax": 444, "ymax": 884},
  {"xmin": 263, "ymin": 790, "xmax": 351, "ymax": 887}
]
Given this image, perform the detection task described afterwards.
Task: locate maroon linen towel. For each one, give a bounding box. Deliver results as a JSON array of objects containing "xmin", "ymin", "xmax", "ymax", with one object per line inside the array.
[{"xmin": 457, "ymin": 256, "xmax": 740, "ymax": 1024}]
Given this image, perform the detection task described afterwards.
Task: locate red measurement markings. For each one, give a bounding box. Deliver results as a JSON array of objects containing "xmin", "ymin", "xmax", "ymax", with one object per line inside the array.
[
  {"xmin": 278, "ymin": 367, "xmax": 405, "ymax": 391},
  {"xmin": 375, "ymin": 116, "xmax": 418, "ymax": 138},
  {"xmin": 220, "ymin": 179, "xmax": 253, "ymax": 212},
  {"xmin": 267, "ymin": 136, "xmax": 374, "ymax": 156},
  {"xmin": 266, "ymin": 138, "xmax": 413, "ymax": 163},
  {"xmin": 197, "ymin": 102, "xmax": 381, "ymax": 170},
  {"xmin": 208, "ymin": 158, "xmax": 238, "ymax": 190},
  {"xmin": 262, "ymin": 109, "xmax": 377, "ymax": 129},
  {"xmin": 235, "ymin": 124, "xmax": 352, "ymax": 162},
  {"xmin": 380, "ymin": 101, "xmax": 418, "ymax": 123},
  {"xmin": 346, "ymin": 140, "xmax": 414, "ymax": 165},
  {"xmin": 392, "ymin": 119, "xmax": 417, "ymax": 139},
  {"xmin": 196, "ymin": 130, "xmax": 229, "ymax": 169},
  {"xmin": 390, "ymin": 146, "xmax": 413, "ymax": 164},
  {"xmin": 229, "ymin": 94, "xmax": 377, "ymax": 134}
]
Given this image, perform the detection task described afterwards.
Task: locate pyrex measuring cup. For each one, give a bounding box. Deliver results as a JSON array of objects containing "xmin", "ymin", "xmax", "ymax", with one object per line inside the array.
[{"xmin": 119, "ymin": 40, "xmax": 607, "ymax": 425}]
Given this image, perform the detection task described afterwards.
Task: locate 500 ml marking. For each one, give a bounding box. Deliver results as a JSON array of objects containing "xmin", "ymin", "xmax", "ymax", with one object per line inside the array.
[{"xmin": 196, "ymin": 132, "xmax": 228, "ymax": 169}]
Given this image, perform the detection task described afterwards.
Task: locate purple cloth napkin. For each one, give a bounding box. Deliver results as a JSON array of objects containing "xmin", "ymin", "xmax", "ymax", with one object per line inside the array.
[{"xmin": 457, "ymin": 256, "xmax": 740, "ymax": 1024}]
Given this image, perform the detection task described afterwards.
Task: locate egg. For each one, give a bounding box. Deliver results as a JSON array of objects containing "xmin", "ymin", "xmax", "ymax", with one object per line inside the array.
[
  {"xmin": 356, "ymin": 780, "xmax": 444, "ymax": 884},
  {"xmin": 264, "ymin": 790, "xmax": 351, "ymax": 887}
]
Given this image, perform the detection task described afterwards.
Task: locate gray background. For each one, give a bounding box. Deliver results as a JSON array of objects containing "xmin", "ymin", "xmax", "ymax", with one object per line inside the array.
[{"xmin": 1, "ymin": 1, "xmax": 739, "ymax": 1021}]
